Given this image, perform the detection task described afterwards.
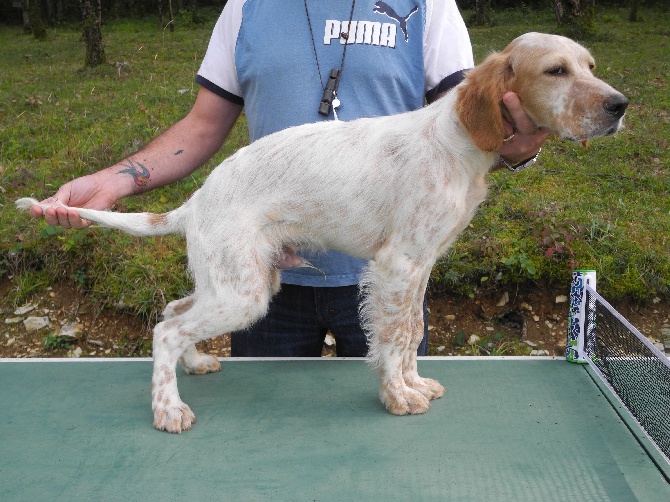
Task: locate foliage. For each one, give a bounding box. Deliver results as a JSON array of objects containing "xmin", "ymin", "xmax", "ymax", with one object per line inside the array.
[{"xmin": 42, "ymin": 332, "xmax": 75, "ymax": 351}]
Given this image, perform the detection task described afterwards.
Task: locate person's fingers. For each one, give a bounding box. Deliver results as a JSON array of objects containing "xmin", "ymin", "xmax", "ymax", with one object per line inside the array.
[{"xmin": 28, "ymin": 205, "xmax": 44, "ymax": 218}]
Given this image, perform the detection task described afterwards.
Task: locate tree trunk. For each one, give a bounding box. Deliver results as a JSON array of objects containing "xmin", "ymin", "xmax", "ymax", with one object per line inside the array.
[
  {"xmin": 468, "ymin": 0, "xmax": 494, "ymax": 27},
  {"xmin": 168, "ymin": 0, "xmax": 174, "ymax": 32},
  {"xmin": 20, "ymin": 0, "xmax": 31, "ymax": 32},
  {"xmin": 629, "ymin": 0, "xmax": 640, "ymax": 22},
  {"xmin": 80, "ymin": 0, "xmax": 106, "ymax": 67},
  {"xmin": 189, "ymin": 0, "xmax": 201, "ymax": 24},
  {"xmin": 45, "ymin": 0, "xmax": 54, "ymax": 23},
  {"xmin": 56, "ymin": 0, "xmax": 64, "ymax": 23},
  {"xmin": 552, "ymin": 0, "xmax": 597, "ymax": 37},
  {"xmin": 28, "ymin": 0, "xmax": 48, "ymax": 39}
]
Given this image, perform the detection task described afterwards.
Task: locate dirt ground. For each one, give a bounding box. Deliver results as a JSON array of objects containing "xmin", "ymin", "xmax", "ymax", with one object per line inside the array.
[{"xmin": 1, "ymin": 278, "xmax": 669, "ymax": 359}]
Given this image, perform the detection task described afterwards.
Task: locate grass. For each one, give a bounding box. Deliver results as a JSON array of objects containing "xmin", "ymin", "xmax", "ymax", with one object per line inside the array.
[{"xmin": 1, "ymin": 7, "xmax": 669, "ymax": 326}]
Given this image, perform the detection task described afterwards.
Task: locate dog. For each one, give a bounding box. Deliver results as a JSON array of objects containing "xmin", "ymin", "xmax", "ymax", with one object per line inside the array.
[{"xmin": 17, "ymin": 33, "xmax": 628, "ymax": 433}]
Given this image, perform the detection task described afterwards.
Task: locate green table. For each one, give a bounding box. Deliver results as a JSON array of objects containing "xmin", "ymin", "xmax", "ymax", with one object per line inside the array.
[{"xmin": 1, "ymin": 358, "xmax": 668, "ymax": 501}]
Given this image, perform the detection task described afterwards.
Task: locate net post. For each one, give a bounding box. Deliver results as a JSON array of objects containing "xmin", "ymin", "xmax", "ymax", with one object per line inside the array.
[{"xmin": 566, "ymin": 270, "xmax": 597, "ymax": 363}]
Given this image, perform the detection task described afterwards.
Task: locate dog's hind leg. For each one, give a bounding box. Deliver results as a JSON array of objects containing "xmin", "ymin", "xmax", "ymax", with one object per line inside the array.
[
  {"xmin": 362, "ymin": 253, "xmax": 443, "ymax": 415},
  {"xmin": 162, "ymin": 296, "xmax": 223, "ymax": 375},
  {"xmin": 151, "ymin": 258, "xmax": 275, "ymax": 432}
]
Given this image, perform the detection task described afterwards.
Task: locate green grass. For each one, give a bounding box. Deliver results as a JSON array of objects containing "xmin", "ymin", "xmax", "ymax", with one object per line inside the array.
[{"xmin": 1, "ymin": 7, "xmax": 669, "ymax": 324}]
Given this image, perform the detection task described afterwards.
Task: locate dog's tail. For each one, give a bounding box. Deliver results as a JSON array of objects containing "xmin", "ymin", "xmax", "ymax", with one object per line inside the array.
[{"xmin": 15, "ymin": 197, "xmax": 189, "ymax": 237}]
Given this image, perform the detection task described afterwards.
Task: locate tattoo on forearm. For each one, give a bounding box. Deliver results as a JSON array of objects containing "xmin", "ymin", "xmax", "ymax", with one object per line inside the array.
[
  {"xmin": 174, "ymin": 150, "xmax": 184, "ymax": 155},
  {"xmin": 118, "ymin": 160, "xmax": 150, "ymax": 186}
]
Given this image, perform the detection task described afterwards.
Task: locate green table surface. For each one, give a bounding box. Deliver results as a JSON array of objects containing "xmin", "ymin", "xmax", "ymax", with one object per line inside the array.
[{"xmin": 1, "ymin": 358, "xmax": 668, "ymax": 501}]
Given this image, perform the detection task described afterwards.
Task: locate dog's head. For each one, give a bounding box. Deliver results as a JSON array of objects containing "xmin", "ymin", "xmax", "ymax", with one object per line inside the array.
[{"xmin": 456, "ymin": 32, "xmax": 628, "ymax": 151}]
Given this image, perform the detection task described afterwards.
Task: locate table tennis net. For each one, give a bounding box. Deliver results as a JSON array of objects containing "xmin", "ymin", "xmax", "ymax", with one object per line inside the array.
[{"xmin": 583, "ymin": 284, "xmax": 670, "ymax": 465}]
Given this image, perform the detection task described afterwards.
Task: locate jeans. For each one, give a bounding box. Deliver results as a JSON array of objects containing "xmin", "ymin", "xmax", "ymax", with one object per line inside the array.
[{"xmin": 231, "ymin": 284, "xmax": 429, "ymax": 357}]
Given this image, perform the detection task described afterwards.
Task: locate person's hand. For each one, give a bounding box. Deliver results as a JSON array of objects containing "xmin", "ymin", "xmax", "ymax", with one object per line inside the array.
[
  {"xmin": 28, "ymin": 174, "xmax": 119, "ymax": 229},
  {"xmin": 497, "ymin": 92, "xmax": 554, "ymax": 165}
]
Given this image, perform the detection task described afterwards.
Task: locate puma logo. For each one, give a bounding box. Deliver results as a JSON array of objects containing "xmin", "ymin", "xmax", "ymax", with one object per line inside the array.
[{"xmin": 373, "ymin": 1, "xmax": 418, "ymax": 42}]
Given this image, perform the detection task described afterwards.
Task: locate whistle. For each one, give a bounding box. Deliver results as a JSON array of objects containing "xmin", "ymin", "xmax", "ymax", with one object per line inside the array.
[{"xmin": 318, "ymin": 69, "xmax": 340, "ymax": 116}]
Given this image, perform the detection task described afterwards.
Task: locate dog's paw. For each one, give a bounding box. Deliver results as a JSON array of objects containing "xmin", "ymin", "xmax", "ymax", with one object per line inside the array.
[
  {"xmin": 180, "ymin": 352, "xmax": 221, "ymax": 375},
  {"xmin": 380, "ymin": 384, "xmax": 431, "ymax": 416},
  {"xmin": 405, "ymin": 376, "xmax": 445, "ymax": 401},
  {"xmin": 153, "ymin": 402, "xmax": 196, "ymax": 433}
]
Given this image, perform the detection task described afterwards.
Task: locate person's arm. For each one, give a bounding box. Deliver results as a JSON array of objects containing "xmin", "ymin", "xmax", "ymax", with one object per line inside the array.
[{"xmin": 29, "ymin": 87, "xmax": 243, "ymax": 229}]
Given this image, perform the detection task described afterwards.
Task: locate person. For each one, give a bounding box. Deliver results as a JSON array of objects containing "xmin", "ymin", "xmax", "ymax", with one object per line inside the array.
[{"xmin": 28, "ymin": 0, "xmax": 549, "ymax": 358}]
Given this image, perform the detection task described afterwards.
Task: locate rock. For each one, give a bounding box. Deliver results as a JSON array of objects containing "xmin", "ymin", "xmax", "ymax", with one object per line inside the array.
[
  {"xmin": 531, "ymin": 349, "xmax": 550, "ymax": 356},
  {"xmin": 468, "ymin": 334, "xmax": 480, "ymax": 345},
  {"xmin": 533, "ymin": 315, "xmax": 540, "ymax": 322},
  {"xmin": 524, "ymin": 340, "xmax": 538, "ymax": 348},
  {"xmin": 437, "ymin": 346, "xmax": 446, "ymax": 352},
  {"xmin": 6, "ymin": 337, "xmax": 15, "ymax": 346},
  {"xmin": 115, "ymin": 61, "xmax": 131, "ymax": 75},
  {"xmin": 23, "ymin": 316, "xmax": 50, "ymax": 332},
  {"xmin": 444, "ymin": 315, "xmax": 456, "ymax": 321},
  {"xmin": 497, "ymin": 292, "xmax": 509, "ymax": 307},
  {"xmin": 14, "ymin": 304, "xmax": 37, "ymax": 315},
  {"xmin": 5, "ymin": 317, "xmax": 22, "ymax": 324},
  {"xmin": 59, "ymin": 321, "xmax": 83, "ymax": 340},
  {"xmin": 555, "ymin": 295, "xmax": 568, "ymax": 304},
  {"xmin": 68, "ymin": 347, "xmax": 83, "ymax": 358},
  {"xmin": 520, "ymin": 302, "xmax": 533, "ymax": 311}
]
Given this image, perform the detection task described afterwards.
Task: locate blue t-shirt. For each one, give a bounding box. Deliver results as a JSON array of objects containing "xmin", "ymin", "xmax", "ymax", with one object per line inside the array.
[{"xmin": 196, "ymin": 0, "xmax": 473, "ymax": 286}]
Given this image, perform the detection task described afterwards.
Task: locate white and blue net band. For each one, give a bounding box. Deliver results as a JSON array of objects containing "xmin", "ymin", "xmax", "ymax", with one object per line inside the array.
[{"xmin": 582, "ymin": 283, "xmax": 670, "ymax": 466}]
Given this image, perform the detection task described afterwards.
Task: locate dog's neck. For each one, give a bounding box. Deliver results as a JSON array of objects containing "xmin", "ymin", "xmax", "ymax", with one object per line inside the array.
[{"xmin": 431, "ymin": 90, "xmax": 502, "ymax": 172}]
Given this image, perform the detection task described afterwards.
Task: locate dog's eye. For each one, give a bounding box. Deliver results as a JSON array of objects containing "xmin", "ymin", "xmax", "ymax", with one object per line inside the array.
[{"xmin": 546, "ymin": 67, "xmax": 566, "ymax": 76}]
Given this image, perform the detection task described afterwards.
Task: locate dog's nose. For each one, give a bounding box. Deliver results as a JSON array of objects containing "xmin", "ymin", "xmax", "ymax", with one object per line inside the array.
[{"xmin": 604, "ymin": 94, "xmax": 629, "ymax": 119}]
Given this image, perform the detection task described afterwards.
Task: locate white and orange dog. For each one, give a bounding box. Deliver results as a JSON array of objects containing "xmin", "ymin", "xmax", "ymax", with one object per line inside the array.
[{"xmin": 18, "ymin": 33, "xmax": 627, "ymax": 433}]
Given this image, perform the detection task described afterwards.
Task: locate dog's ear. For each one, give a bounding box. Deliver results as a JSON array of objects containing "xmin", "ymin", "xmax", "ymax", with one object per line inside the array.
[{"xmin": 456, "ymin": 52, "xmax": 513, "ymax": 152}]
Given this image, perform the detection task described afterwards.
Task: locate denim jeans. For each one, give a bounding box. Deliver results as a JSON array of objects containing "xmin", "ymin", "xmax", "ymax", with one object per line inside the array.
[{"xmin": 231, "ymin": 284, "xmax": 429, "ymax": 357}]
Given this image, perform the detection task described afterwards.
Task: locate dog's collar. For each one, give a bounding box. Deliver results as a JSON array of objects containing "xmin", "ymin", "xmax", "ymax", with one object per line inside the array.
[{"xmin": 500, "ymin": 148, "xmax": 542, "ymax": 172}]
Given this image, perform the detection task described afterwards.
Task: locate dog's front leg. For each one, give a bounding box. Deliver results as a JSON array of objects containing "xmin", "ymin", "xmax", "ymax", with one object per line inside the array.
[
  {"xmin": 402, "ymin": 346, "xmax": 445, "ymax": 401},
  {"xmin": 362, "ymin": 256, "xmax": 442, "ymax": 415}
]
